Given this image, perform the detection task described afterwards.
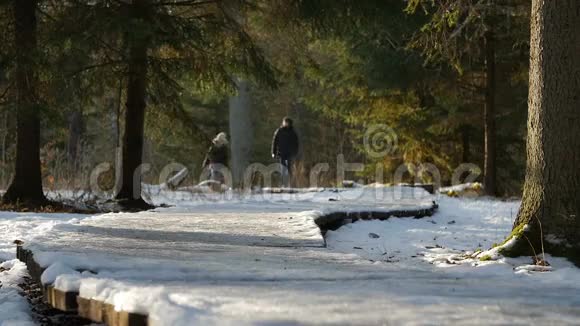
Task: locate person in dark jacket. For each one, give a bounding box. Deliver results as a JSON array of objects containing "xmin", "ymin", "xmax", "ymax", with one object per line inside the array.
[
  {"xmin": 203, "ymin": 132, "xmax": 229, "ymax": 184},
  {"xmin": 271, "ymin": 117, "xmax": 299, "ymax": 186}
]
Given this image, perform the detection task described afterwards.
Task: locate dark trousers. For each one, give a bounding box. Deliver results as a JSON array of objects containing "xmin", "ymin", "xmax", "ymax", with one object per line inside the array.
[
  {"xmin": 280, "ymin": 157, "xmax": 292, "ymax": 175},
  {"xmin": 279, "ymin": 157, "xmax": 292, "ymax": 187}
]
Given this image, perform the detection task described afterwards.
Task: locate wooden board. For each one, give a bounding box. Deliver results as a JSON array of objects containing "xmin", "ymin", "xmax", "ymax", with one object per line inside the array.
[{"xmin": 17, "ymin": 245, "xmax": 148, "ymax": 326}]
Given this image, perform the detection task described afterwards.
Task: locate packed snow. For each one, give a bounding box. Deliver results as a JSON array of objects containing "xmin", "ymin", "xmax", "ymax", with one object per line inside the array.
[
  {"xmin": 439, "ymin": 182, "xmax": 482, "ymax": 193},
  {"xmin": 0, "ymin": 260, "xmax": 35, "ymax": 326},
  {"xmin": 0, "ymin": 186, "xmax": 579, "ymax": 325}
]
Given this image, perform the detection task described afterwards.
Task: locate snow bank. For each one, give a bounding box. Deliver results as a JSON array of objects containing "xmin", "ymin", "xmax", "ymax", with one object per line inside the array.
[
  {"xmin": 439, "ymin": 182, "xmax": 482, "ymax": 193},
  {"xmin": 327, "ymin": 196, "xmax": 580, "ymax": 288},
  {"xmin": 0, "ymin": 260, "xmax": 35, "ymax": 326},
  {"xmin": 0, "ymin": 211, "xmax": 86, "ymax": 261}
]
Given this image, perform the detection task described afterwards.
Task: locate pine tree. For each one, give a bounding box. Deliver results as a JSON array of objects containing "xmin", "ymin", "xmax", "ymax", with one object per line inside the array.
[
  {"xmin": 407, "ymin": 0, "xmax": 531, "ymax": 195},
  {"xmin": 506, "ymin": 0, "xmax": 580, "ymax": 260},
  {"xmin": 58, "ymin": 0, "xmax": 274, "ymax": 209},
  {"xmin": 2, "ymin": 0, "xmax": 47, "ymax": 205},
  {"xmin": 255, "ymin": 0, "xmax": 465, "ymax": 182}
]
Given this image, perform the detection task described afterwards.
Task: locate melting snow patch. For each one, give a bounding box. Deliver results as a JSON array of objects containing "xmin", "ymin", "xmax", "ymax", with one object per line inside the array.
[{"xmin": 514, "ymin": 264, "xmax": 553, "ymax": 274}]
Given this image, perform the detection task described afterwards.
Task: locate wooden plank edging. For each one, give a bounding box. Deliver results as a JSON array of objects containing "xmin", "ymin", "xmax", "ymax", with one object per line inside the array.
[
  {"xmin": 16, "ymin": 245, "xmax": 148, "ymax": 326},
  {"xmin": 314, "ymin": 202, "xmax": 439, "ymax": 234},
  {"xmin": 77, "ymin": 296, "xmax": 148, "ymax": 326}
]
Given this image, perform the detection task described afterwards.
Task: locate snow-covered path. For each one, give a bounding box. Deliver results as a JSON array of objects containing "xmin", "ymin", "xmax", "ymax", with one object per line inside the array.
[{"xmin": 1, "ymin": 187, "xmax": 580, "ymax": 325}]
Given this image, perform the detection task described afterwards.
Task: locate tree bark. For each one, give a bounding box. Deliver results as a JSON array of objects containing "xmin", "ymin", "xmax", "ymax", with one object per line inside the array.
[
  {"xmin": 114, "ymin": 1, "xmax": 152, "ymax": 209},
  {"xmin": 483, "ymin": 30, "xmax": 497, "ymax": 196},
  {"xmin": 3, "ymin": 0, "xmax": 47, "ymax": 205},
  {"xmin": 229, "ymin": 80, "xmax": 253, "ymax": 188},
  {"xmin": 508, "ymin": 0, "xmax": 580, "ymax": 259}
]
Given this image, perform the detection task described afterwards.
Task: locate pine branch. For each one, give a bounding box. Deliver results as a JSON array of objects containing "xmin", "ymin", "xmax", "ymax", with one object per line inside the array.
[
  {"xmin": 66, "ymin": 60, "xmax": 124, "ymax": 77},
  {"xmin": 0, "ymin": 81, "xmax": 13, "ymax": 101},
  {"xmin": 154, "ymin": 0, "xmax": 217, "ymax": 7}
]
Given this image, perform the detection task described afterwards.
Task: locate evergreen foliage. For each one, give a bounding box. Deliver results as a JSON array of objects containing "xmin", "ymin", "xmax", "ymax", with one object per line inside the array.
[{"xmin": 0, "ymin": 0, "xmax": 536, "ymax": 201}]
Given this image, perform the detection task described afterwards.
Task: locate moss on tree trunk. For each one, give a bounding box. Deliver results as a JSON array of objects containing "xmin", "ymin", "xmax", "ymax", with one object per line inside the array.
[{"xmin": 506, "ymin": 0, "xmax": 580, "ymax": 263}]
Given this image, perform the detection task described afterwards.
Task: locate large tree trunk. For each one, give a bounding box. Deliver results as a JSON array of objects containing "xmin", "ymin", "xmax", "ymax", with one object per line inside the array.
[
  {"xmin": 508, "ymin": 0, "xmax": 580, "ymax": 259},
  {"xmin": 229, "ymin": 80, "xmax": 253, "ymax": 188},
  {"xmin": 114, "ymin": 41, "xmax": 149, "ymax": 207},
  {"xmin": 3, "ymin": 0, "xmax": 47, "ymax": 205},
  {"xmin": 114, "ymin": 3, "xmax": 152, "ymax": 209},
  {"xmin": 483, "ymin": 30, "xmax": 497, "ymax": 196}
]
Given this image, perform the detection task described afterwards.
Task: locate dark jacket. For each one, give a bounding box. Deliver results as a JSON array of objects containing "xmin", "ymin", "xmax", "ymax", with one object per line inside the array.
[
  {"xmin": 272, "ymin": 126, "xmax": 299, "ymax": 159},
  {"xmin": 203, "ymin": 143, "xmax": 228, "ymax": 167}
]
